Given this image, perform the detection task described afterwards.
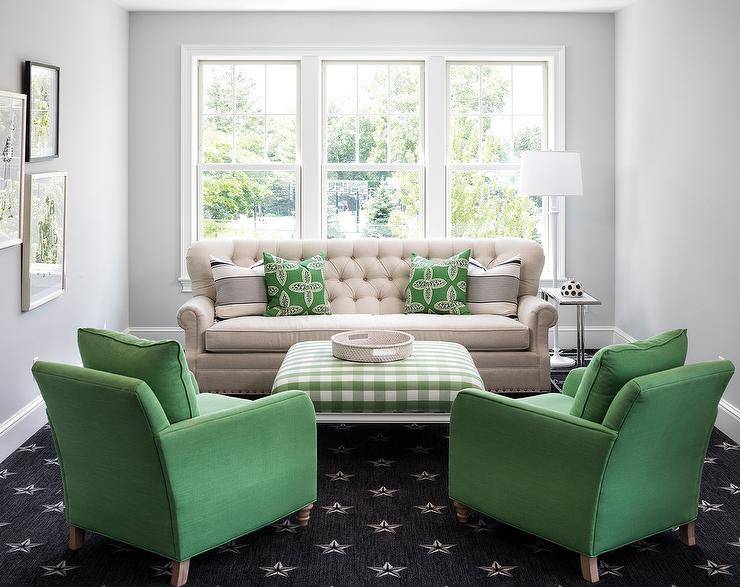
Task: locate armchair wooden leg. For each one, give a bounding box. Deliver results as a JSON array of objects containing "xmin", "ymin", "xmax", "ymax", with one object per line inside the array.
[
  {"xmin": 580, "ymin": 554, "xmax": 599, "ymax": 583},
  {"xmin": 297, "ymin": 503, "xmax": 314, "ymax": 527},
  {"xmin": 170, "ymin": 559, "xmax": 189, "ymax": 587},
  {"xmin": 679, "ymin": 522, "xmax": 696, "ymax": 546},
  {"xmin": 68, "ymin": 525, "xmax": 84, "ymax": 551},
  {"xmin": 452, "ymin": 500, "xmax": 471, "ymax": 525}
]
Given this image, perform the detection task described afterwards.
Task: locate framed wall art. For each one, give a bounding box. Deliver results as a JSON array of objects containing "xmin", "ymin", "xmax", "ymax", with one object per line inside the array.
[
  {"xmin": 0, "ymin": 90, "xmax": 26, "ymax": 250},
  {"xmin": 24, "ymin": 61, "xmax": 60, "ymax": 162},
  {"xmin": 22, "ymin": 172, "xmax": 67, "ymax": 311}
]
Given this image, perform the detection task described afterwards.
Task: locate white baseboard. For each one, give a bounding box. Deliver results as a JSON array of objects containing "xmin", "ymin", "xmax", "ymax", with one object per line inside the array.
[
  {"xmin": 612, "ymin": 326, "xmax": 636, "ymax": 344},
  {"xmin": 716, "ymin": 399, "xmax": 740, "ymax": 444},
  {"xmin": 0, "ymin": 396, "xmax": 47, "ymax": 463},
  {"xmin": 125, "ymin": 326, "xmax": 185, "ymax": 344},
  {"xmin": 549, "ymin": 326, "xmax": 616, "ymax": 350}
]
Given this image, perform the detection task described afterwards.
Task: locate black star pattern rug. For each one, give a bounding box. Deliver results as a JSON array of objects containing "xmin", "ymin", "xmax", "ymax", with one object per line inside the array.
[{"xmin": 1, "ymin": 358, "xmax": 739, "ymax": 585}]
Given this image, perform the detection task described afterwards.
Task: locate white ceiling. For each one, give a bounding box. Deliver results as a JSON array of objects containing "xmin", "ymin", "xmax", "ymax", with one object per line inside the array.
[{"xmin": 114, "ymin": 0, "xmax": 634, "ymax": 12}]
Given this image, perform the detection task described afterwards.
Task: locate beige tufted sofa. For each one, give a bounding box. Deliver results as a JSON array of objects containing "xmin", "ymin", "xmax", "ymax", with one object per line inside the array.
[{"xmin": 177, "ymin": 237, "xmax": 557, "ymax": 395}]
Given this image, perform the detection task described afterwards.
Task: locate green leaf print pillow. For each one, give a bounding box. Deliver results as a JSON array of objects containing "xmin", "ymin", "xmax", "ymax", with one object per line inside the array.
[
  {"xmin": 263, "ymin": 252, "xmax": 331, "ymax": 317},
  {"xmin": 404, "ymin": 249, "xmax": 471, "ymax": 315}
]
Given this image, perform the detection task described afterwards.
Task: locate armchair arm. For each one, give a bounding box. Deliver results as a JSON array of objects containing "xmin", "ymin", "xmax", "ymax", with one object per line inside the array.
[
  {"xmin": 155, "ymin": 391, "xmax": 316, "ymax": 560},
  {"xmin": 177, "ymin": 295, "xmax": 215, "ymax": 364},
  {"xmin": 562, "ymin": 367, "xmax": 587, "ymax": 397},
  {"xmin": 449, "ymin": 389, "xmax": 616, "ymax": 555}
]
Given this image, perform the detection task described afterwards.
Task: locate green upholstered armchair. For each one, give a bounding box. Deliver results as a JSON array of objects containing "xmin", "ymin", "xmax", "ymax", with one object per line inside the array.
[
  {"xmin": 32, "ymin": 361, "xmax": 317, "ymax": 587},
  {"xmin": 448, "ymin": 357, "xmax": 735, "ymax": 583}
]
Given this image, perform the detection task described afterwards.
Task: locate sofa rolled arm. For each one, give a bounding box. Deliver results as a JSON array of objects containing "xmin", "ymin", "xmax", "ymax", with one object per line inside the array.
[
  {"xmin": 517, "ymin": 294, "xmax": 557, "ymax": 353},
  {"xmin": 177, "ymin": 296, "xmax": 215, "ymax": 362}
]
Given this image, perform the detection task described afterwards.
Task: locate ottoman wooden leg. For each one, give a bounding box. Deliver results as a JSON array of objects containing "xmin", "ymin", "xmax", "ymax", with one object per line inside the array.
[
  {"xmin": 68, "ymin": 525, "xmax": 84, "ymax": 550},
  {"xmin": 452, "ymin": 500, "xmax": 471, "ymax": 525},
  {"xmin": 170, "ymin": 559, "xmax": 189, "ymax": 587},
  {"xmin": 679, "ymin": 522, "xmax": 696, "ymax": 546},
  {"xmin": 297, "ymin": 503, "xmax": 314, "ymax": 527}
]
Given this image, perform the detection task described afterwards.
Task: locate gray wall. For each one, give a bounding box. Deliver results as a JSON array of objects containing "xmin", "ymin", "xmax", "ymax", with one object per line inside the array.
[
  {"xmin": 615, "ymin": 1, "xmax": 740, "ymax": 410},
  {"xmin": 128, "ymin": 11, "xmax": 615, "ymax": 342},
  {"xmin": 0, "ymin": 1, "xmax": 129, "ymax": 427}
]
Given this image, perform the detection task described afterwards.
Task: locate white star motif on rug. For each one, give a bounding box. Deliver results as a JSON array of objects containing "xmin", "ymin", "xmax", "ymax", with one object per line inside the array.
[
  {"xmin": 325, "ymin": 471, "xmax": 354, "ymax": 481},
  {"xmin": 41, "ymin": 560, "xmax": 79, "ymax": 577},
  {"xmin": 109, "ymin": 542, "xmax": 132, "ymax": 553},
  {"xmin": 272, "ymin": 519, "xmax": 300, "ymax": 533},
  {"xmin": 260, "ymin": 562, "xmax": 297, "ymax": 577},
  {"xmin": 368, "ymin": 457, "xmax": 395, "ymax": 467},
  {"xmin": 414, "ymin": 502, "xmax": 446, "ymax": 514},
  {"xmin": 0, "ymin": 469, "xmax": 17, "ymax": 479},
  {"xmin": 17, "ymin": 444, "xmax": 45, "ymax": 453},
  {"xmin": 368, "ymin": 486, "xmax": 398, "ymax": 497},
  {"xmin": 403, "ymin": 423, "xmax": 426, "ymax": 430},
  {"xmin": 631, "ymin": 540, "xmax": 660, "ymax": 552},
  {"xmin": 316, "ymin": 540, "xmax": 353, "ymax": 554},
  {"xmin": 720, "ymin": 482, "xmax": 740, "ymax": 495},
  {"xmin": 368, "ymin": 562, "xmax": 407, "ymax": 577},
  {"xmin": 43, "ymin": 458, "xmax": 59, "ymax": 466},
  {"xmin": 467, "ymin": 520, "xmax": 494, "ymax": 533},
  {"xmin": 411, "ymin": 471, "xmax": 439, "ymax": 481},
  {"xmin": 695, "ymin": 560, "xmax": 732, "ymax": 576},
  {"xmin": 13, "ymin": 484, "xmax": 45, "ymax": 496},
  {"xmin": 478, "ymin": 561, "xmax": 517, "ymax": 577},
  {"xmin": 369, "ymin": 433, "xmax": 391, "ymax": 442},
  {"xmin": 420, "ymin": 539, "xmax": 455, "ymax": 554},
  {"xmin": 727, "ymin": 538, "xmax": 740, "ymax": 548},
  {"xmin": 41, "ymin": 501, "xmax": 65, "ymax": 513},
  {"xmin": 329, "ymin": 445, "xmax": 354, "ymax": 454},
  {"xmin": 699, "ymin": 500, "xmax": 723, "ymax": 512},
  {"xmin": 332, "ymin": 423, "xmax": 354, "ymax": 430},
  {"xmin": 321, "ymin": 502, "xmax": 353, "ymax": 514},
  {"xmin": 599, "ymin": 562, "xmax": 624, "ymax": 577},
  {"xmin": 704, "ymin": 457, "xmax": 718, "ymax": 465},
  {"xmin": 218, "ymin": 540, "xmax": 247, "ymax": 554},
  {"xmin": 526, "ymin": 540, "xmax": 553, "ymax": 553},
  {"xmin": 715, "ymin": 442, "xmax": 739, "ymax": 451},
  {"xmin": 151, "ymin": 562, "xmax": 172, "ymax": 577},
  {"xmin": 407, "ymin": 445, "xmax": 432, "ymax": 454},
  {"xmin": 6, "ymin": 539, "xmax": 44, "ymax": 554},
  {"xmin": 368, "ymin": 520, "xmax": 402, "ymax": 533}
]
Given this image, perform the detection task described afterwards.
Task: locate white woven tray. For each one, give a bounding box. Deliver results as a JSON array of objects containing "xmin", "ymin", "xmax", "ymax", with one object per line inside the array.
[{"xmin": 330, "ymin": 330, "xmax": 414, "ymax": 363}]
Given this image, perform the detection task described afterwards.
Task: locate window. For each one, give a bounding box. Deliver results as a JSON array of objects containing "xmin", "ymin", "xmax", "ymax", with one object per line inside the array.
[
  {"xmin": 182, "ymin": 48, "xmax": 563, "ymax": 290},
  {"xmin": 447, "ymin": 62, "xmax": 548, "ymax": 244},
  {"xmin": 323, "ymin": 62, "xmax": 424, "ymax": 238},
  {"xmin": 198, "ymin": 61, "xmax": 299, "ymax": 239}
]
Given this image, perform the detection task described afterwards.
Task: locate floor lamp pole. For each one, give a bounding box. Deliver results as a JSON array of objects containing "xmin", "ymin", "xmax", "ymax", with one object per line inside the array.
[{"xmin": 548, "ymin": 197, "xmax": 576, "ymax": 368}]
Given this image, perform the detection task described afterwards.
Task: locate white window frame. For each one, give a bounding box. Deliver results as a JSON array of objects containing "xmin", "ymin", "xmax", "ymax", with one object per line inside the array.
[
  {"xmin": 321, "ymin": 60, "xmax": 426, "ymax": 238},
  {"xmin": 180, "ymin": 45, "xmax": 564, "ymax": 292}
]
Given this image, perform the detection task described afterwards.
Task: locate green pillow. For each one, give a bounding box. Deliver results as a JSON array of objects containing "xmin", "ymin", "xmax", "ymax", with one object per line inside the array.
[
  {"xmin": 77, "ymin": 328, "xmax": 199, "ymax": 424},
  {"xmin": 263, "ymin": 252, "xmax": 331, "ymax": 317},
  {"xmin": 404, "ymin": 250, "xmax": 471, "ymax": 315},
  {"xmin": 570, "ymin": 328, "xmax": 688, "ymax": 423}
]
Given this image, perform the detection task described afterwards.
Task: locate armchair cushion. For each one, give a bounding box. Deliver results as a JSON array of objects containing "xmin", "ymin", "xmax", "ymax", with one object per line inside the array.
[
  {"xmin": 570, "ymin": 329, "xmax": 688, "ymax": 423},
  {"xmin": 78, "ymin": 328, "xmax": 199, "ymax": 424}
]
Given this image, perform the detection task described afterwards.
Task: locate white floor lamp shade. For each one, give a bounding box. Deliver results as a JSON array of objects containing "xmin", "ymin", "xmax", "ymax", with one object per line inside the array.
[{"xmin": 519, "ymin": 151, "xmax": 583, "ymax": 368}]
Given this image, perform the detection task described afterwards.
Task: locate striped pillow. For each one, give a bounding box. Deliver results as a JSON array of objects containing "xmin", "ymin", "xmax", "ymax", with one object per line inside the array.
[
  {"xmin": 210, "ymin": 256, "xmax": 267, "ymax": 319},
  {"xmin": 467, "ymin": 255, "xmax": 521, "ymax": 316}
]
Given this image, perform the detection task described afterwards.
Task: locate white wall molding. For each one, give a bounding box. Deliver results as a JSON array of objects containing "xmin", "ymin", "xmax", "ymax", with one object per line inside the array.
[
  {"xmin": 612, "ymin": 326, "xmax": 636, "ymax": 344},
  {"xmin": 717, "ymin": 399, "xmax": 740, "ymax": 444},
  {"xmin": 0, "ymin": 396, "xmax": 47, "ymax": 463}
]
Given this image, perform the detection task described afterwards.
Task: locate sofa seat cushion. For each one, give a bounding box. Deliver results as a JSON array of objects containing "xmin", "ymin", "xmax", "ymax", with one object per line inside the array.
[{"xmin": 205, "ymin": 314, "xmax": 530, "ymax": 352}]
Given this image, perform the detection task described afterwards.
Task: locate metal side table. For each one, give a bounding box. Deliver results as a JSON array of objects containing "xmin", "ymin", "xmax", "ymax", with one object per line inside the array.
[{"xmin": 541, "ymin": 287, "xmax": 602, "ymax": 367}]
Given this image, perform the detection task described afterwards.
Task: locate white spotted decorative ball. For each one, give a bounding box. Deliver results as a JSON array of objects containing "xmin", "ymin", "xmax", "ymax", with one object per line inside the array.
[{"xmin": 561, "ymin": 279, "xmax": 584, "ymax": 297}]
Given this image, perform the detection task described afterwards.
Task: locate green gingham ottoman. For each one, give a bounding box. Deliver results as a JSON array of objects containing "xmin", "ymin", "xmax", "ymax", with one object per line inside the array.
[{"xmin": 271, "ymin": 340, "xmax": 485, "ymax": 413}]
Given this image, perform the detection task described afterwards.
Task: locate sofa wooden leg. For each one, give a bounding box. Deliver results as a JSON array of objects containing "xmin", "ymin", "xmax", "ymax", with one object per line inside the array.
[
  {"xmin": 170, "ymin": 559, "xmax": 189, "ymax": 587},
  {"xmin": 580, "ymin": 554, "xmax": 599, "ymax": 583},
  {"xmin": 68, "ymin": 525, "xmax": 84, "ymax": 551},
  {"xmin": 679, "ymin": 522, "xmax": 696, "ymax": 546},
  {"xmin": 297, "ymin": 503, "xmax": 314, "ymax": 527},
  {"xmin": 452, "ymin": 500, "xmax": 471, "ymax": 525}
]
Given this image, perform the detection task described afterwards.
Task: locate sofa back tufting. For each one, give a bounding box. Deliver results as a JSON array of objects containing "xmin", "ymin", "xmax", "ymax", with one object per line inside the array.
[{"xmin": 186, "ymin": 237, "xmax": 545, "ymax": 315}]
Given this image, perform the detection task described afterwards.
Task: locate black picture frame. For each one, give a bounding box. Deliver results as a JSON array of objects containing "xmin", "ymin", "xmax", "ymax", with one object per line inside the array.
[{"xmin": 23, "ymin": 61, "xmax": 60, "ymax": 162}]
